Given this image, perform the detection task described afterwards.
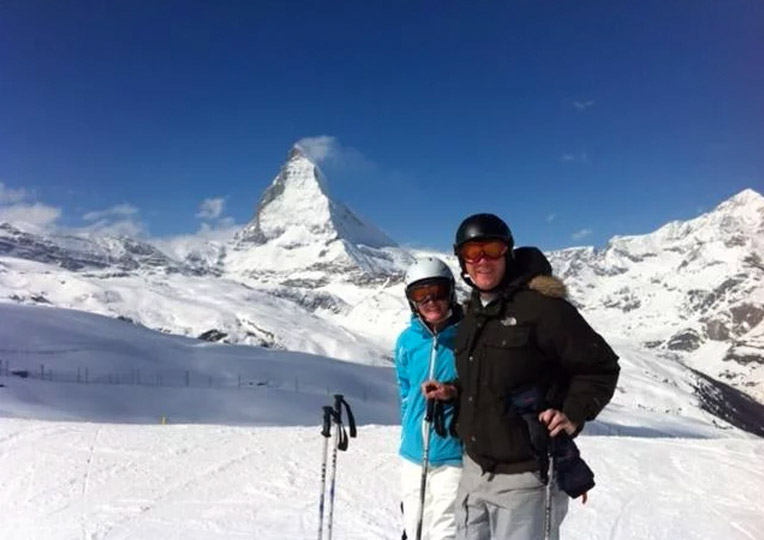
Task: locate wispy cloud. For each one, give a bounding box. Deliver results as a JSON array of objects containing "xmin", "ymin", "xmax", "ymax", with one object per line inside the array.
[
  {"xmin": 573, "ymin": 100, "xmax": 595, "ymax": 111},
  {"xmin": 562, "ymin": 151, "xmax": 588, "ymax": 163},
  {"xmin": 295, "ymin": 135, "xmax": 376, "ymax": 174},
  {"xmin": 0, "ymin": 182, "xmax": 31, "ymax": 204},
  {"xmin": 196, "ymin": 197, "xmax": 225, "ymax": 220},
  {"xmin": 0, "ymin": 182, "xmax": 60, "ymax": 230},
  {"xmin": 546, "ymin": 213, "xmax": 556, "ymax": 223},
  {"xmin": 571, "ymin": 228, "xmax": 593, "ymax": 241},
  {"xmin": 83, "ymin": 204, "xmax": 139, "ymax": 222},
  {"xmin": 295, "ymin": 136, "xmax": 336, "ymax": 163},
  {"xmin": 79, "ymin": 218, "xmax": 146, "ymax": 237},
  {"xmin": 0, "ymin": 203, "xmax": 62, "ymax": 229},
  {"xmin": 79, "ymin": 204, "xmax": 145, "ymax": 236}
]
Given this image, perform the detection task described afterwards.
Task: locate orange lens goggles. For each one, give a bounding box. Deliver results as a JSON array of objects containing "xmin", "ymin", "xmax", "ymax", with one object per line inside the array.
[
  {"xmin": 458, "ymin": 240, "xmax": 508, "ymax": 263},
  {"xmin": 406, "ymin": 282, "xmax": 451, "ymax": 303}
]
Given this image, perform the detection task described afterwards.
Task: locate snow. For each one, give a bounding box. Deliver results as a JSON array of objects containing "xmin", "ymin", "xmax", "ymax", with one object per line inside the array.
[
  {"xmin": 0, "ymin": 420, "xmax": 762, "ymax": 540},
  {"xmin": 1, "ymin": 303, "xmax": 763, "ymax": 539}
]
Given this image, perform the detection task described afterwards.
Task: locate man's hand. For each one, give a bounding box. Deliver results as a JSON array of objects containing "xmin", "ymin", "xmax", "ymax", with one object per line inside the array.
[
  {"xmin": 538, "ymin": 408, "xmax": 578, "ymax": 437},
  {"xmin": 421, "ymin": 380, "xmax": 457, "ymax": 401}
]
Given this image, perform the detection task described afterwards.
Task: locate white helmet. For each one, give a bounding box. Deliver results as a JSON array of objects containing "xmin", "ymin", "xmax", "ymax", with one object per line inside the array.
[
  {"xmin": 405, "ymin": 256, "xmax": 454, "ymax": 288},
  {"xmin": 404, "ymin": 257, "xmax": 456, "ymax": 311}
]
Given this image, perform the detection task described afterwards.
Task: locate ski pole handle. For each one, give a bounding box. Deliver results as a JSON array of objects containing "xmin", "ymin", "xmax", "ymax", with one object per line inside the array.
[
  {"xmin": 425, "ymin": 398, "xmax": 435, "ymax": 422},
  {"xmin": 321, "ymin": 406, "xmax": 334, "ymax": 438}
]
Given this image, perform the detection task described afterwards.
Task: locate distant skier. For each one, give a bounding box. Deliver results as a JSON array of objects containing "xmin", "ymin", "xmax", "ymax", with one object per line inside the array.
[
  {"xmin": 423, "ymin": 214, "xmax": 620, "ymax": 540},
  {"xmin": 395, "ymin": 257, "xmax": 463, "ymax": 540}
]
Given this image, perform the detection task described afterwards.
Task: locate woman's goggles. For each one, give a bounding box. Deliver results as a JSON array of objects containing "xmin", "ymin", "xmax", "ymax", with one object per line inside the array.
[
  {"xmin": 458, "ymin": 240, "xmax": 508, "ymax": 264},
  {"xmin": 406, "ymin": 281, "xmax": 451, "ymax": 304}
]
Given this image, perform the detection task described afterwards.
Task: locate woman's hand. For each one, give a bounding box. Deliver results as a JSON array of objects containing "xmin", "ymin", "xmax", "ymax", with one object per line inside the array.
[
  {"xmin": 421, "ymin": 380, "xmax": 457, "ymax": 401},
  {"xmin": 538, "ymin": 408, "xmax": 578, "ymax": 437}
]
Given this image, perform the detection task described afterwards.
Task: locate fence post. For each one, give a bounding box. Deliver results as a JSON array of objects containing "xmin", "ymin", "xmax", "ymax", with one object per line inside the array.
[
  {"xmin": 294, "ymin": 377, "xmax": 299, "ymax": 392},
  {"xmin": 238, "ymin": 374, "xmax": 241, "ymax": 389},
  {"xmin": 136, "ymin": 369, "xmax": 141, "ymax": 385},
  {"xmin": 85, "ymin": 367, "xmax": 89, "ymax": 384},
  {"xmin": 40, "ymin": 364, "xmax": 45, "ymax": 380},
  {"xmin": 77, "ymin": 367, "xmax": 81, "ymax": 383},
  {"xmin": 208, "ymin": 375, "xmax": 212, "ymax": 388}
]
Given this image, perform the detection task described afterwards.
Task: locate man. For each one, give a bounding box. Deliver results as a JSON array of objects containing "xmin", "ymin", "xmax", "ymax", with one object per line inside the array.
[{"xmin": 423, "ymin": 213, "xmax": 620, "ymax": 540}]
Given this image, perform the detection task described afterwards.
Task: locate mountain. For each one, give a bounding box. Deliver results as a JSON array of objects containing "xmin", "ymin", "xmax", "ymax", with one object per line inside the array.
[
  {"xmin": 547, "ymin": 189, "xmax": 764, "ymax": 404},
  {"xmin": 0, "ymin": 144, "xmax": 762, "ymax": 434},
  {"xmin": 227, "ymin": 145, "xmax": 407, "ymax": 282}
]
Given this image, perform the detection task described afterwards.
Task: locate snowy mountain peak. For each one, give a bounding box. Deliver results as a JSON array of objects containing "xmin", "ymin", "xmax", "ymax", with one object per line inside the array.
[
  {"xmin": 236, "ymin": 147, "xmax": 331, "ymax": 245},
  {"xmin": 235, "ymin": 144, "xmax": 394, "ymax": 251},
  {"xmin": 723, "ymin": 188, "xmax": 764, "ymax": 208},
  {"xmin": 225, "ymin": 143, "xmax": 404, "ymax": 278}
]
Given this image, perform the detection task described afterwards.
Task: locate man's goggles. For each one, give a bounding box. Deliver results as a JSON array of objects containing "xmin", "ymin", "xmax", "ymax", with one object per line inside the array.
[
  {"xmin": 406, "ymin": 281, "xmax": 451, "ymax": 304},
  {"xmin": 458, "ymin": 240, "xmax": 508, "ymax": 264}
]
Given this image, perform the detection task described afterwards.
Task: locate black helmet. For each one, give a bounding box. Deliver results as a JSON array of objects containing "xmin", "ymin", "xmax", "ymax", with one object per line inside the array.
[
  {"xmin": 453, "ymin": 213, "xmax": 514, "ymax": 291},
  {"xmin": 454, "ymin": 213, "xmax": 514, "ymax": 252}
]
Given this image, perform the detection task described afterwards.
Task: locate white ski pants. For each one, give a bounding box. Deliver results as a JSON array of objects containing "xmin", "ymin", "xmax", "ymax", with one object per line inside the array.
[{"xmin": 401, "ymin": 458, "xmax": 462, "ymax": 540}]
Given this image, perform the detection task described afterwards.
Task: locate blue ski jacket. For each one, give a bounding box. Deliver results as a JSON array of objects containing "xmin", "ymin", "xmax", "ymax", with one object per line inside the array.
[{"xmin": 395, "ymin": 314, "xmax": 462, "ymax": 467}]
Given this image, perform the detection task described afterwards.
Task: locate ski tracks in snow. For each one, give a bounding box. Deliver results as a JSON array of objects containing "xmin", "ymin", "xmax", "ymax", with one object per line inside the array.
[
  {"xmin": 80, "ymin": 425, "xmax": 101, "ymax": 540},
  {"xmin": 2, "ymin": 420, "xmax": 763, "ymax": 539}
]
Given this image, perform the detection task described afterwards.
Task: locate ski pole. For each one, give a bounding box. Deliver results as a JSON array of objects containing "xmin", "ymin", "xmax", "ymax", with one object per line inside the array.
[
  {"xmin": 543, "ymin": 438, "xmax": 556, "ymax": 540},
  {"xmin": 318, "ymin": 405, "xmax": 334, "ymax": 540},
  {"xmin": 414, "ymin": 332, "xmax": 440, "ymax": 540},
  {"xmin": 326, "ymin": 394, "xmax": 356, "ymax": 540},
  {"xmin": 415, "ymin": 398, "xmax": 436, "ymax": 540}
]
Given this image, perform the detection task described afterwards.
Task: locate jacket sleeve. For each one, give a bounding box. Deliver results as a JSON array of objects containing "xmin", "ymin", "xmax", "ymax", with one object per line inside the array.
[
  {"xmin": 535, "ymin": 298, "xmax": 620, "ymax": 429},
  {"xmin": 394, "ymin": 337, "xmax": 410, "ymax": 423}
]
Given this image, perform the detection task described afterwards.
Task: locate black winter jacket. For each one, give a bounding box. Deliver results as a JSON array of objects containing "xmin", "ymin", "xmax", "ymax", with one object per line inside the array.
[{"xmin": 454, "ymin": 250, "xmax": 620, "ymax": 474}]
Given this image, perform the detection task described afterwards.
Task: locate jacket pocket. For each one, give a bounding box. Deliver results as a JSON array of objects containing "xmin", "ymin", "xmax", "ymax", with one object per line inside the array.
[{"xmin": 483, "ymin": 325, "xmax": 537, "ymax": 394}]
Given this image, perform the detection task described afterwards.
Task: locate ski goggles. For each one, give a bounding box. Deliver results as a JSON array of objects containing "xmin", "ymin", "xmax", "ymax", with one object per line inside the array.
[
  {"xmin": 458, "ymin": 240, "xmax": 509, "ymax": 264},
  {"xmin": 406, "ymin": 281, "xmax": 451, "ymax": 304}
]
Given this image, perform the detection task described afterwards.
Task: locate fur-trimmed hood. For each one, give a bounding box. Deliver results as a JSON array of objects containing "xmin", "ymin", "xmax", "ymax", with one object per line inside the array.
[
  {"xmin": 527, "ymin": 275, "xmax": 567, "ymax": 299},
  {"xmin": 509, "ymin": 246, "xmax": 567, "ymax": 299}
]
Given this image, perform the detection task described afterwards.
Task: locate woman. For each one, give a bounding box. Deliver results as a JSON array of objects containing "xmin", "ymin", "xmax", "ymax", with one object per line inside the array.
[{"xmin": 395, "ymin": 256, "xmax": 463, "ymax": 540}]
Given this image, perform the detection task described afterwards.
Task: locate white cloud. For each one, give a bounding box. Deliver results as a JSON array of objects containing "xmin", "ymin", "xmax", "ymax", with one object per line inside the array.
[
  {"xmin": 196, "ymin": 197, "xmax": 225, "ymax": 220},
  {"xmin": 0, "ymin": 203, "xmax": 62, "ymax": 229},
  {"xmin": 77, "ymin": 204, "xmax": 145, "ymax": 236},
  {"xmin": 80, "ymin": 218, "xmax": 146, "ymax": 237},
  {"xmin": 295, "ymin": 136, "xmax": 336, "ymax": 163},
  {"xmin": 562, "ymin": 151, "xmax": 588, "ymax": 163},
  {"xmin": 295, "ymin": 136, "xmax": 376, "ymax": 175},
  {"xmin": 83, "ymin": 204, "xmax": 139, "ymax": 222},
  {"xmin": 571, "ymin": 228, "xmax": 593, "ymax": 241},
  {"xmin": 573, "ymin": 100, "xmax": 595, "ymax": 111},
  {"xmin": 0, "ymin": 182, "xmax": 31, "ymax": 204},
  {"xmin": 546, "ymin": 213, "xmax": 556, "ymax": 223}
]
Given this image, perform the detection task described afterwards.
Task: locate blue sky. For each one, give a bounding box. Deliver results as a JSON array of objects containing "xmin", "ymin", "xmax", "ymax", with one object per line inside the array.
[{"xmin": 0, "ymin": 1, "xmax": 762, "ymax": 251}]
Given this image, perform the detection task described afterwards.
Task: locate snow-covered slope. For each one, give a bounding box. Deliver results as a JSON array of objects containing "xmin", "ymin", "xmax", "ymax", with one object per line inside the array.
[
  {"xmin": 1, "ymin": 303, "xmax": 763, "ymax": 539},
  {"xmin": 0, "ymin": 143, "xmax": 762, "ymax": 414},
  {"xmin": 0, "ymin": 304, "xmax": 398, "ymax": 425},
  {"xmin": 3, "ymin": 303, "xmax": 762, "ymax": 438},
  {"xmin": 1, "ymin": 420, "xmax": 762, "ymax": 540},
  {"xmin": 548, "ymin": 189, "xmax": 764, "ymax": 403}
]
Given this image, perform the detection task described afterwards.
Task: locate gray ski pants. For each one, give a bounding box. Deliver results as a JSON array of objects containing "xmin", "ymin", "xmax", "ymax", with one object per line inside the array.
[{"xmin": 455, "ymin": 454, "xmax": 569, "ymax": 540}]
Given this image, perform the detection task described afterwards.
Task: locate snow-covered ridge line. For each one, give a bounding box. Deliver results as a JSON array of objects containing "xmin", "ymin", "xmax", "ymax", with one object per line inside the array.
[{"xmin": 0, "ymin": 144, "xmax": 762, "ymax": 412}]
